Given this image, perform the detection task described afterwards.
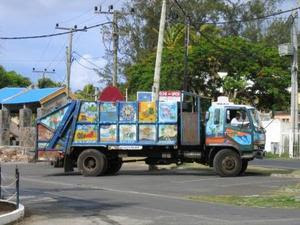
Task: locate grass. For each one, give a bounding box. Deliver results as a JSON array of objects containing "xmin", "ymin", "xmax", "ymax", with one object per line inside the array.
[
  {"xmin": 265, "ymin": 152, "xmax": 290, "ymax": 159},
  {"xmin": 187, "ymin": 183, "xmax": 300, "ymax": 209}
]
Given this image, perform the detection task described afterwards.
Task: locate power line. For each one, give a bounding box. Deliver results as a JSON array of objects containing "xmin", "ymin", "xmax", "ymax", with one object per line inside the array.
[
  {"xmin": 74, "ymin": 58, "xmax": 98, "ymax": 71},
  {"xmin": 73, "ymin": 51, "xmax": 102, "ymax": 70},
  {"xmin": 0, "ymin": 22, "xmax": 113, "ymax": 40},
  {"xmin": 211, "ymin": 7, "xmax": 300, "ymax": 25},
  {"xmin": 173, "ymin": 0, "xmax": 299, "ymax": 25}
]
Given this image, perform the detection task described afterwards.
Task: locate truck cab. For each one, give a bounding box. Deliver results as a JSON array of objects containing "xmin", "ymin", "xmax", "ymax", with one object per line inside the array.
[{"xmin": 205, "ymin": 97, "xmax": 265, "ymax": 176}]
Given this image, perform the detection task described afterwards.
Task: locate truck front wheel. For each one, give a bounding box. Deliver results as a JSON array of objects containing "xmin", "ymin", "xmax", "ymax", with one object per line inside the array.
[
  {"xmin": 239, "ymin": 159, "xmax": 248, "ymax": 175},
  {"xmin": 77, "ymin": 149, "xmax": 107, "ymax": 176},
  {"xmin": 213, "ymin": 149, "xmax": 242, "ymax": 177}
]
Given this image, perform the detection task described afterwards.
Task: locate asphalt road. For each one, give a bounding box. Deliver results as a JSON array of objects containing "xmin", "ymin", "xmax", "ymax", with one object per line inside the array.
[
  {"xmin": 249, "ymin": 159, "xmax": 300, "ymax": 170},
  {"xmin": 1, "ymin": 161, "xmax": 300, "ymax": 225}
]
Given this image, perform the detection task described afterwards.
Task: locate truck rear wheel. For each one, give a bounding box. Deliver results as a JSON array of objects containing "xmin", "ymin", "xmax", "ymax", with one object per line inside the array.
[
  {"xmin": 77, "ymin": 149, "xmax": 107, "ymax": 176},
  {"xmin": 213, "ymin": 149, "xmax": 242, "ymax": 177},
  {"xmin": 105, "ymin": 158, "xmax": 122, "ymax": 175}
]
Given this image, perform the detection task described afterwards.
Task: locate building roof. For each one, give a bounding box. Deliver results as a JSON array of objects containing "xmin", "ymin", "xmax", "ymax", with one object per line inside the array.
[
  {"xmin": 0, "ymin": 87, "xmax": 63, "ymax": 105},
  {"xmin": 0, "ymin": 88, "xmax": 26, "ymax": 103}
]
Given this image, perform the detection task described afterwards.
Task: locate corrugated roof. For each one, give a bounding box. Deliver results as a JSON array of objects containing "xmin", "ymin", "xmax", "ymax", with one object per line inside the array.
[
  {"xmin": 0, "ymin": 88, "xmax": 26, "ymax": 103},
  {"xmin": 1, "ymin": 87, "xmax": 62, "ymax": 104}
]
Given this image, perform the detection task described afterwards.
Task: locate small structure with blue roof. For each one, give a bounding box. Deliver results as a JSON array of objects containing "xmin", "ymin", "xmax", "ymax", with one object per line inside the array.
[{"xmin": 0, "ymin": 86, "xmax": 71, "ymax": 148}]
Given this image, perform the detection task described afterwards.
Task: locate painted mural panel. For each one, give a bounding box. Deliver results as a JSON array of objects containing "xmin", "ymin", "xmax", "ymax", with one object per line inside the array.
[
  {"xmin": 159, "ymin": 125, "xmax": 177, "ymax": 143},
  {"xmin": 74, "ymin": 124, "xmax": 97, "ymax": 143},
  {"xmin": 78, "ymin": 102, "xmax": 98, "ymax": 122},
  {"xmin": 139, "ymin": 102, "xmax": 157, "ymax": 123},
  {"xmin": 40, "ymin": 105, "xmax": 69, "ymax": 130},
  {"xmin": 226, "ymin": 128, "xmax": 252, "ymax": 145},
  {"xmin": 38, "ymin": 142, "xmax": 48, "ymax": 149},
  {"xmin": 119, "ymin": 124, "xmax": 136, "ymax": 142},
  {"xmin": 100, "ymin": 125, "xmax": 117, "ymax": 142},
  {"xmin": 119, "ymin": 102, "xmax": 137, "ymax": 122},
  {"xmin": 159, "ymin": 102, "xmax": 177, "ymax": 123},
  {"xmin": 100, "ymin": 103, "xmax": 118, "ymax": 122},
  {"xmin": 139, "ymin": 124, "xmax": 156, "ymax": 142},
  {"xmin": 38, "ymin": 124, "xmax": 53, "ymax": 141}
]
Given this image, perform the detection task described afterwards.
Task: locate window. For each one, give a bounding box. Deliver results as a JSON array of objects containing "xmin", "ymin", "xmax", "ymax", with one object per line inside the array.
[
  {"xmin": 226, "ymin": 108, "xmax": 250, "ymax": 129},
  {"xmin": 214, "ymin": 109, "xmax": 220, "ymax": 124}
]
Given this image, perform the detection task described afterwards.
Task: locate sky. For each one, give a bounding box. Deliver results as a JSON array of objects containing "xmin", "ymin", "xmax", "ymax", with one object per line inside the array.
[{"xmin": 0, "ymin": 0, "xmax": 297, "ymax": 91}]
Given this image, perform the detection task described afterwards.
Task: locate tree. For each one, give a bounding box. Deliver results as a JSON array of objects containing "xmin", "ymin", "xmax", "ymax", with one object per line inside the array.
[
  {"xmin": 0, "ymin": 66, "xmax": 31, "ymax": 88},
  {"xmin": 37, "ymin": 77, "xmax": 62, "ymax": 88},
  {"xmin": 125, "ymin": 27, "xmax": 290, "ymax": 111},
  {"xmin": 75, "ymin": 84, "xmax": 96, "ymax": 101}
]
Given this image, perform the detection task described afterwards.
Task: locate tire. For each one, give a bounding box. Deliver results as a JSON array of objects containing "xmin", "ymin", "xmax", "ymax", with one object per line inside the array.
[
  {"xmin": 105, "ymin": 158, "xmax": 122, "ymax": 175},
  {"xmin": 213, "ymin": 149, "xmax": 242, "ymax": 177},
  {"xmin": 239, "ymin": 159, "xmax": 248, "ymax": 175},
  {"xmin": 77, "ymin": 149, "xmax": 107, "ymax": 176}
]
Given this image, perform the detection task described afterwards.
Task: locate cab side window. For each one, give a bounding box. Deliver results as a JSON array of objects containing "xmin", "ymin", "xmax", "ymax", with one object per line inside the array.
[{"xmin": 226, "ymin": 109, "xmax": 250, "ymax": 128}]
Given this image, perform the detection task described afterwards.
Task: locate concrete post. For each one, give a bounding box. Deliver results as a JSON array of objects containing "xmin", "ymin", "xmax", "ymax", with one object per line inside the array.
[
  {"xmin": 19, "ymin": 108, "xmax": 32, "ymax": 128},
  {"xmin": 0, "ymin": 108, "xmax": 10, "ymax": 146},
  {"xmin": 19, "ymin": 108, "xmax": 35, "ymax": 148}
]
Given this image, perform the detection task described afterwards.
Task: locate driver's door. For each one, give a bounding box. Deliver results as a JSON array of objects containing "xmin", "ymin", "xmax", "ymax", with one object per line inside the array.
[{"xmin": 225, "ymin": 107, "xmax": 253, "ymax": 151}]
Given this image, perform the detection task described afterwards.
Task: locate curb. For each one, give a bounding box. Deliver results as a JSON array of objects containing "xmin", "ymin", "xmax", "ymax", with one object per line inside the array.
[
  {"xmin": 271, "ymin": 173, "xmax": 300, "ymax": 179},
  {"xmin": 0, "ymin": 200, "xmax": 24, "ymax": 225}
]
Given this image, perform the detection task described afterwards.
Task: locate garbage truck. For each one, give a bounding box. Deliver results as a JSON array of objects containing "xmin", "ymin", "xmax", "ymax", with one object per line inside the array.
[{"xmin": 35, "ymin": 91, "xmax": 265, "ymax": 177}]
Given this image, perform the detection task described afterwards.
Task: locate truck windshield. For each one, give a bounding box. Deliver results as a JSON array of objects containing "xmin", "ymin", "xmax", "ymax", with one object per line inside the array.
[{"xmin": 249, "ymin": 109, "xmax": 262, "ymax": 128}]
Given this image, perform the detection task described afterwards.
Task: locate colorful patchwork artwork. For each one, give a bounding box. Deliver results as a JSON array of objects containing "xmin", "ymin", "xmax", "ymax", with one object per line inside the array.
[
  {"xmin": 74, "ymin": 124, "xmax": 97, "ymax": 143},
  {"xmin": 38, "ymin": 124, "xmax": 53, "ymax": 141},
  {"xmin": 139, "ymin": 124, "xmax": 156, "ymax": 142},
  {"xmin": 119, "ymin": 124, "xmax": 136, "ymax": 142},
  {"xmin": 159, "ymin": 125, "xmax": 177, "ymax": 143},
  {"xmin": 40, "ymin": 105, "xmax": 69, "ymax": 130},
  {"xmin": 139, "ymin": 102, "xmax": 157, "ymax": 122},
  {"xmin": 100, "ymin": 103, "xmax": 118, "ymax": 122},
  {"xmin": 78, "ymin": 102, "xmax": 98, "ymax": 122},
  {"xmin": 38, "ymin": 142, "xmax": 48, "ymax": 149},
  {"xmin": 226, "ymin": 128, "xmax": 252, "ymax": 145},
  {"xmin": 159, "ymin": 102, "xmax": 177, "ymax": 123},
  {"xmin": 100, "ymin": 125, "xmax": 117, "ymax": 142},
  {"xmin": 119, "ymin": 102, "xmax": 137, "ymax": 122}
]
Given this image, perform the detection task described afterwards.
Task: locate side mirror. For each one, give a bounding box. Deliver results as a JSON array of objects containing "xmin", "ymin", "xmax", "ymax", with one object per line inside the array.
[{"xmin": 205, "ymin": 112, "xmax": 210, "ymax": 122}]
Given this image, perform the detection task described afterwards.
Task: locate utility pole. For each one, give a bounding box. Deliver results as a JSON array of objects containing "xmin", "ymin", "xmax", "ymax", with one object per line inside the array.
[
  {"xmin": 183, "ymin": 17, "xmax": 190, "ymax": 92},
  {"xmin": 152, "ymin": 0, "xmax": 167, "ymax": 101},
  {"xmin": 32, "ymin": 68, "xmax": 55, "ymax": 80},
  {"xmin": 55, "ymin": 24, "xmax": 87, "ymax": 98},
  {"xmin": 290, "ymin": 11, "xmax": 298, "ymax": 157},
  {"xmin": 94, "ymin": 5, "xmax": 134, "ymax": 87}
]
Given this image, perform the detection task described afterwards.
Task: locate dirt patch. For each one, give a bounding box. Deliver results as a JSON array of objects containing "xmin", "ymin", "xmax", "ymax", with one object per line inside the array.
[
  {"xmin": 0, "ymin": 147, "xmax": 32, "ymax": 163},
  {"xmin": 0, "ymin": 201, "xmax": 16, "ymax": 215}
]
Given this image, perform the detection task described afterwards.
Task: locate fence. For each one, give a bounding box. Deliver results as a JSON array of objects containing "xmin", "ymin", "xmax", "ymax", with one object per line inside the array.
[
  {"xmin": 0, "ymin": 165, "xmax": 20, "ymax": 209},
  {"xmin": 278, "ymin": 132, "xmax": 300, "ymax": 158}
]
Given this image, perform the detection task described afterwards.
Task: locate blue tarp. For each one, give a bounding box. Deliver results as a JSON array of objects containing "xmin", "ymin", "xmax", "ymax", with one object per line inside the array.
[{"xmin": 0, "ymin": 87, "xmax": 62, "ymax": 104}]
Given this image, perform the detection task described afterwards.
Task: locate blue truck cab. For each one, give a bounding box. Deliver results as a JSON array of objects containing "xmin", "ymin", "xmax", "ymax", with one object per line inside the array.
[{"xmin": 35, "ymin": 92, "xmax": 265, "ymax": 177}]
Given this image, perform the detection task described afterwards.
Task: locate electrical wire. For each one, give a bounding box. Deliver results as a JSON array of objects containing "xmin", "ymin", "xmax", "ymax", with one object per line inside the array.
[
  {"xmin": 74, "ymin": 58, "xmax": 98, "ymax": 71},
  {"xmin": 0, "ymin": 22, "xmax": 114, "ymax": 40},
  {"xmin": 57, "ymin": 8, "xmax": 93, "ymax": 24},
  {"xmin": 173, "ymin": 0, "xmax": 299, "ymax": 25},
  {"xmin": 73, "ymin": 51, "xmax": 103, "ymax": 70}
]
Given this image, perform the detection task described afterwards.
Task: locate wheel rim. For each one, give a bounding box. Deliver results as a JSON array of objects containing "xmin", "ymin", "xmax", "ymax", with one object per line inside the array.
[
  {"xmin": 222, "ymin": 156, "xmax": 236, "ymax": 171},
  {"xmin": 83, "ymin": 156, "xmax": 97, "ymax": 171}
]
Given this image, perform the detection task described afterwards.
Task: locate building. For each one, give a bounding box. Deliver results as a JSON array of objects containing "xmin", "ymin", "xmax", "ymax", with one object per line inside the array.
[{"xmin": 0, "ymin": 87, "xmax": 70, "ymax": 148}]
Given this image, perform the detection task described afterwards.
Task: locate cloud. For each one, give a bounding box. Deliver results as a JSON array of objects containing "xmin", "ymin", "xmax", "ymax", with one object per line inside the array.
[{"xmin": 71, "ymin": 54, "xmax": 106, "ymax": 91}]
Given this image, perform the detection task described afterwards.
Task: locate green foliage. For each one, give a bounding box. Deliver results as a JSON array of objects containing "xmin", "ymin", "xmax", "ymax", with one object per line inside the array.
[
  {"xmin": 0, "ymin": 66, "xmax": 31, "ymax": 88},
  {"xmin": 125, "ymin": 29, "xmax": 290, "ymax": 111},
  {"xmin": 75, "ymin": 84, "xmax": 96, "ymax": 101},
  {"xmin": 37, "ymin": 78, "xmax": 62, "ymax": 88}
]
